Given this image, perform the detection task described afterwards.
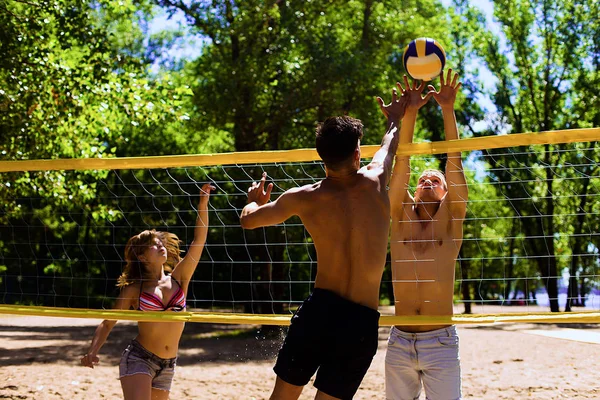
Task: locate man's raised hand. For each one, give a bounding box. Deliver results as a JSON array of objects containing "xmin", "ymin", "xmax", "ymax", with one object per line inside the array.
[
  {"xmin": 247, "ymin": 172, "xmax": 273, "ymax": 206},
  {"xmin": 428, "ymin": 69, "xmax": 462, "ymax": 110},
  {"xmin": 376, "ymin": 83, "xmax": 409, "ymax": 122},
  {"xmin": 399, "ymin": 75, "xmax": 433, "ymax": 113}
]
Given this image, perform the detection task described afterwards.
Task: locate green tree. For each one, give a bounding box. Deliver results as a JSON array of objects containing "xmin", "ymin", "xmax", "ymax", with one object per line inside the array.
[
  {"xmin": 0, "ymin": 0, "xmax": 206, "ymax": 306},
  {"xmin": 155, "ymin": 0, "xmax": 451, "ymax": 150},
  {"xmin": 453, "ymin": 0, "xmax": 600, "ymax": 311}
]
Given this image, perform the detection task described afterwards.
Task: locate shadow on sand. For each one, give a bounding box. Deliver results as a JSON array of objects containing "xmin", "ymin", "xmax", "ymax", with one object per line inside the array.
[{"xmin": 0, "ymin": 322, "xmax": 287, "ymax": 367}]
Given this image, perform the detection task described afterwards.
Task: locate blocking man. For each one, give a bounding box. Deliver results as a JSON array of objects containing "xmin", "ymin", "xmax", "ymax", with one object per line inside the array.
[{"xmin": 385, "ymin": 70, "xmax": 468, "ymax": 400}]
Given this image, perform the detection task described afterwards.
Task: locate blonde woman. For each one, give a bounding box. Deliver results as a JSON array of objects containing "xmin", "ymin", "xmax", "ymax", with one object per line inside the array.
[{"xmin": 81, "ymin": 183, "xmax": 214, "ymax": 400}]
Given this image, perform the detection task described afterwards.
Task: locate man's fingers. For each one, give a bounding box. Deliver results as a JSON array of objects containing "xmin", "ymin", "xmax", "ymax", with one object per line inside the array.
[
  {"xmin": 392, "ymin": 88, "xmax": 398, "ymax": 103},
  {"xmin": 376, "ymin": 97, "xmax": 389, "ymax": 117},
  {"xmin": 423, "ymin": 91, "xmax": 435, "ymax": 101},
  {"xmin": 265, "ymin": 183, "xmax": 273, "ymax": 198},
  {"xmin": 258, "ymin": 173, "xmax": 267, "ymax": 191},
  {"xmin": 446, "ymin": 68, "xmax": 453, "ymax": 85},
  {"xmin": 456, "ymin": 82, "xmax": 462, "ymax": 91},
  {"xmin": 403, "ymin": 75, "xmax": 410, "ymax": 91},
  {"xmin": 452, "ymin": 73, "xmax": 459, "ymax": 88}
]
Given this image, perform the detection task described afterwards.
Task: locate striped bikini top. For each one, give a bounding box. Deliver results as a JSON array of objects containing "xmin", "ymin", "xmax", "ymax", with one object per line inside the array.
[{"xmin": 138, "ymin": 276, "xmax": 186, "ymax": 312}]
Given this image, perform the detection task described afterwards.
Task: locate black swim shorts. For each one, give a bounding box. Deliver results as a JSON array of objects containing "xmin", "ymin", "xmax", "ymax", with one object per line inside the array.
[{"xmin": 273, "ymin": 288, "xmax": 380, "ymax": 399}]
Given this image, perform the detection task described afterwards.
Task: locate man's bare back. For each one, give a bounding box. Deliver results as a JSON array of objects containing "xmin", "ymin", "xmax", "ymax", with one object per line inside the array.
[
  {"xmin": 241, "ymin": 143, "xmax": 395, "ymax": 310},
  {"xmin": 289, "ymin": 170, "xmax": 390, "ymax": 309}
]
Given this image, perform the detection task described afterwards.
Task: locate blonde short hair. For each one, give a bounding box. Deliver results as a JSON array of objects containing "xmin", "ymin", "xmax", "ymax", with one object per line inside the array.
[{"xmin": 418, "ymin": 169, "xmax": 447, "ymax": 190}]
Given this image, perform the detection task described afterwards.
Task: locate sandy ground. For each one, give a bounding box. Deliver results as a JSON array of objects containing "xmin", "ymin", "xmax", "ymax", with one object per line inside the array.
[{"xmin": 1, "ymin": 306, "xmax": 599, "ymax": 400}]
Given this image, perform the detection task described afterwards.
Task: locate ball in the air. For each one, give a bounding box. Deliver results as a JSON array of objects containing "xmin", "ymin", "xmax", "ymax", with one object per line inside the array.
[{"xmin": 403, "ymin": 38, "xmax": 446, "ymax": 81}]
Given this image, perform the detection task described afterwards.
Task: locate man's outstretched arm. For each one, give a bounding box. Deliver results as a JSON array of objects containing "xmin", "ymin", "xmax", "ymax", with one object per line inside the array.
[
  {"xmin": 385, "ymin": 77, "xmax": 433, "ymax": 217},
  {"xmin": 369, "ymin": 83, "xmax": 407, "ymax": 188},
  {"xmin": 240, "ymin": 172, "xmax": 301, "ymax": 230},
  {"xmin": 429, "ymin": 69, "xmax": 468, "ymax": 217}
]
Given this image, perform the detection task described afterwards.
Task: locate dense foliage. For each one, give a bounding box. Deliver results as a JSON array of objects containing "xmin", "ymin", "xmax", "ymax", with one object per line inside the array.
[{"xmin": 1, "ymin": 0, "xmax": 598, "ymax": 312}]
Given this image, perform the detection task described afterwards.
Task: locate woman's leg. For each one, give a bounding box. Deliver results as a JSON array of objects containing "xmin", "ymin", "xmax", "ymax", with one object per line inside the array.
[
  {"xmin": 151, "ymin": 388, "xmax": 170, "ymax": 400},
  {"xmin": 121, "ymin": 374, "xmax": 153, "ymax": 400}
]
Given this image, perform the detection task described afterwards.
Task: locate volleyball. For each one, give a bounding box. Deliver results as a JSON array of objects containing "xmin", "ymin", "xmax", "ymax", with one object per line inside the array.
[{"xmin": 403, "ymin": 38, "xmax": 446, "ymax": 81}]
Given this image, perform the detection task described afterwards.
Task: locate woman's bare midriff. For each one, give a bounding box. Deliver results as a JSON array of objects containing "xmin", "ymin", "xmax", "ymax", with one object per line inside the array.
[{"xmin": 136, "ymin": 321, "xmax": 185, "ymax": 358}]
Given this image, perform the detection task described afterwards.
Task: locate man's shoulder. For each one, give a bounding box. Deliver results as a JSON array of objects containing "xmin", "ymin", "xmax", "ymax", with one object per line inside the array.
[
  {"xmin": 358, "ymin": 164, "xmax": 385, "ymax": 181},
  {"xmin": 391, "ymin": 193, "xmax": 415, "ymax": 217},
  {"xmin": 440, "ymin": 193, "xmax": 467, "ymax": 220},
  {"xmin": 280, "ymin": 182, "xmax": 321, "ymax": 203},
  {"xmin": 286, "ymin": 182, "xmax": 321, "ymax": 195}
]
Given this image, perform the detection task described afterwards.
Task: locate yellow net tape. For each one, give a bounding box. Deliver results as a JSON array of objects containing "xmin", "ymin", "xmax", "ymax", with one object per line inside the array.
[
  {"xmin": 1, "ymin": 305, "xmax": 599, "ymax": 325},
  {"xmin": 0, "ymin": 127, "xmax": 598, "ymax": 172}
]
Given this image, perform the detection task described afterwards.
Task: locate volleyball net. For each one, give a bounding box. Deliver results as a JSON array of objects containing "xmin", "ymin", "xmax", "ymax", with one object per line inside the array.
[{"xmin": 0, "ymin": 128, "xmax": 599, "ymax": 325}]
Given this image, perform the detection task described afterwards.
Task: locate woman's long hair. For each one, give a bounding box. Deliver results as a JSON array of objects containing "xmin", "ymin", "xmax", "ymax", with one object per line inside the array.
[{"xmin": 117, "ymin": 230, "xmax": 182, "ymax": 287}]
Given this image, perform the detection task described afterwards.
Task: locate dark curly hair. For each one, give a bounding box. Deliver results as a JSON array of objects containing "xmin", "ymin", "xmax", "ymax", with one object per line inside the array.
[{"xmin": 315, "ymin": 116, "xmax": 363, "ymax": 171}]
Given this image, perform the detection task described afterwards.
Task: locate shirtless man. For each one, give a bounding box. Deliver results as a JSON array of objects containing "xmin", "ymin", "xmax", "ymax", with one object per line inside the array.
[
  {"xmin": 385, "ymin": 70, "xmax": 468, "ymax": 400},
  {"xmin": 240, "ymin": 88, "xmax": 407, "ymax": 400}
]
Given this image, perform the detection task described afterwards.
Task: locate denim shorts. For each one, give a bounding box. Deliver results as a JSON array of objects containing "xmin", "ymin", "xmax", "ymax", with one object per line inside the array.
[
  {"xmin": 385, "ymin": 326, "xmax": 461, "ymax": 400},
  {"xmin": 119, "ymin": 339, "xmax": 177, "ymax": 392}
]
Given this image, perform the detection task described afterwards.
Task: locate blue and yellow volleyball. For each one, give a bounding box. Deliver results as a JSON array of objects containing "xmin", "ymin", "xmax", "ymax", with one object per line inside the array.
[{"xmin": 403, "ymin": 38, "xmax": 446, "ymax": 81}]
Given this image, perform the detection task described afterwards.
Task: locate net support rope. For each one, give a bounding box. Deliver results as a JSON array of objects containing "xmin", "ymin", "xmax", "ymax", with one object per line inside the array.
[{"xmin": 1, "ymin": 305, "xmax": 599, "ymax": 325}]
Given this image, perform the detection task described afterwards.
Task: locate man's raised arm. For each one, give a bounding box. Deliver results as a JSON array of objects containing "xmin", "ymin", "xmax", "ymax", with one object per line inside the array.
[
  {"xmin": 240, "ymin": 172, "xmax": 302, "ymax": 230},
  {"xmin": 386, "ymin": 77, "xmax": 433, "ymax": 215},
  {"xmin": 367, "ymin": 83, "xmax": 406, "ymax": 187},
  {"xmin": 369, "ymin": 84, "xmax": 407, "ymax": 187},
  {"xmin": 429, "ymin": 69, "xmax": 468, "ymax": 217}
]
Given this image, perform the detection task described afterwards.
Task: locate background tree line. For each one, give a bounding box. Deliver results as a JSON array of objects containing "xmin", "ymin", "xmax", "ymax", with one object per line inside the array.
[{"xmin": 0, "ymin": 0, "xmax": 598, "ymax": 313}]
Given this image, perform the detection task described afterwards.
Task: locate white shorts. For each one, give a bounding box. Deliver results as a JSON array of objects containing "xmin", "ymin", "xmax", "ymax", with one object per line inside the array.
[{"xmin": 385, "ymin": 326, "xmax": 461, "ymax": 400}]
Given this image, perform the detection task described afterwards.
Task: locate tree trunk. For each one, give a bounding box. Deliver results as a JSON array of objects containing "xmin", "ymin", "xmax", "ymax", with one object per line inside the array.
[
  {"xmin": 504, "ymin": 220, "xmax": 518, "ymax": 304},
  {"xmin": 565, "ymin": 271, "xmax": 578, "ymax": 312},
  {"xmin": 525, "ymin": 215, "xmax": 559, "ymax": 312},
  {"xmin": 565, "ymin": 173, "xmax": 590, "ymax": 311},
  {"xmin": 579, "ymin": 277, "xmax": 587, "ymax": 307},
  {"xmin": 544, "ymin": 147, "xmax": 559, "ymax": 312},
  {"xmin": 459, "ymin": 249, "xmax": 472, "ymax": 314}
]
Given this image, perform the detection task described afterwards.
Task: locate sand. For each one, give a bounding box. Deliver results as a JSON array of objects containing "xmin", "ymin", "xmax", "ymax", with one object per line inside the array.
[{"xmin": 1, "ymin": 307, "xmax": 599, "ymax": 399}]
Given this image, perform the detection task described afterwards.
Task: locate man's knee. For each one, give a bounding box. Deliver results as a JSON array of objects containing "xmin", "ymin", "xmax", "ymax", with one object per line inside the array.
[
  {"xmin": 270, "ymin": 377, "xmax": 304, "ymax": 400},
  {"xmin": 314, "ymin": 390, "xmax": 341, "ymax": 400}
]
